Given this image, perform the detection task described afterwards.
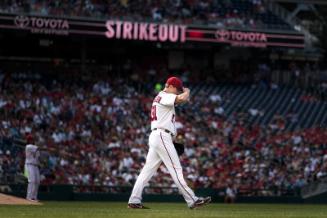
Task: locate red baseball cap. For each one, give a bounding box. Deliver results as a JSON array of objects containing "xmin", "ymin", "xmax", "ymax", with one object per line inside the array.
[
  {"xmin": 166, "ymin": 77, "xmax": 183, "ymax": 91},
  {"xmin": 26, "ymin": 134, "xmax": 34, "ymax": 144}
]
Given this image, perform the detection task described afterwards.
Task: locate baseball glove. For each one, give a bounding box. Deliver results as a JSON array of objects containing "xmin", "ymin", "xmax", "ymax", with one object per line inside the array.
[{"xmin": 173, "ymin": 142, "xmax": 185, "ymax": 156}]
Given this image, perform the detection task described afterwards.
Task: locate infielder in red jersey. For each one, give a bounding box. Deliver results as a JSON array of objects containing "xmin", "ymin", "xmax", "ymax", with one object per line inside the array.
[{"xmin": 128, "ymin": 77, "xmax": 211, "ymax": 209}]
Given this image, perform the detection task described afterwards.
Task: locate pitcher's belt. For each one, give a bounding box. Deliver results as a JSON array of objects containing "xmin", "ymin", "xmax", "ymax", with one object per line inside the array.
[
  {"xmin": 152, "ymin": 128, "xmax": 174, "ymax": 137},
  {"xmin": 25, "ymin": 163, "xmax": 39, "ymax": 167}
]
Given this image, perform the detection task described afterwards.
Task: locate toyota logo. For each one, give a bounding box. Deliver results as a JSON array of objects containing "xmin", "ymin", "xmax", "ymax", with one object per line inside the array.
[
  {"xmin": 215, "ymin": 30, "xmax": 230, "ymax": 41},
  {"xmin": 14, "ymin": 16, "xmax": 30, "ymax": 28}
]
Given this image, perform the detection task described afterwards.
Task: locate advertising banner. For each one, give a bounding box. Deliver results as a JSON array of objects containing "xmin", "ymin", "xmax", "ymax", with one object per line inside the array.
[{"xmin": 0, "ymin": 13, "xmax": 305, "ymax": 48}]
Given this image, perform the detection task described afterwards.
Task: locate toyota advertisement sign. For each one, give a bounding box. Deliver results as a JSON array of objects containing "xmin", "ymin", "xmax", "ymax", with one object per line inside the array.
[
  {"xmin": 14, "ymin": 15, "xmax": 69, "ymax": 35},
  {"xmin": 0, "ymin": 13, "xmax": 305, "ymax": 48}
]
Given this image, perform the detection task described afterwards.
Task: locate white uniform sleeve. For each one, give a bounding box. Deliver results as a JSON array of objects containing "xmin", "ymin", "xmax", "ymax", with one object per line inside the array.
[{"xmin": 159, "ymin": 92, "xmax": 177, "ymax": 106}]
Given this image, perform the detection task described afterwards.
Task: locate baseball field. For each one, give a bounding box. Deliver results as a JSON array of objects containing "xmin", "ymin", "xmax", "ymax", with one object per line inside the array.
[{"xmin": 0, "ymin": 202, "xmax": 326, "ymax": 218}]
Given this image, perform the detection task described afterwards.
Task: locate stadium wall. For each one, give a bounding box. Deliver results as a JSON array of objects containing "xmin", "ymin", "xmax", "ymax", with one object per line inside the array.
[{"xmin": 3, "ymin": 185, "xmax": 326, "ymax": 204}]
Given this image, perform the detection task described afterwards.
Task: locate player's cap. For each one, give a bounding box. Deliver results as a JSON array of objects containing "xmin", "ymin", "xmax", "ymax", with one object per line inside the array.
[
  {"xmin": 26, "ymin": 134, "xmax": 34, "ymax": 144},
  {"xmin": 166, "ymin": 76, "xmax": 183, "ymax": 91}
]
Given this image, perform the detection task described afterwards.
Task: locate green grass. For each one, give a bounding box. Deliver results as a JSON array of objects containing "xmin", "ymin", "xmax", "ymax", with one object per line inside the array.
[{"xmin": 0, "ymin": 202, "xmax": 327, "ymax": 218}]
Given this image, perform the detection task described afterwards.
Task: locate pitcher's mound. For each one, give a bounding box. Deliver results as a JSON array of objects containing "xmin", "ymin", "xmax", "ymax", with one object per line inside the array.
[{"xmin": 0, "ymin": 193, "xmax": 42, "ymax": 205}]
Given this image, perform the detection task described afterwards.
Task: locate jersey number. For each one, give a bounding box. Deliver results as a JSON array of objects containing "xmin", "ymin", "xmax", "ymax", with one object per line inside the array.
[{"xmin": 150, "ymin": 106, "xmax": 157, "ymax": 121}]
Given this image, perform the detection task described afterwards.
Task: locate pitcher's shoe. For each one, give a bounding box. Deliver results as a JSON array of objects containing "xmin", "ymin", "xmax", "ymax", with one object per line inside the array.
[
  {"xmin": 189, "ymin": 196, "xmax": 211, "ymax": 209},
  {"xmin": 127, "ymin": 203, "xmax": 150, "ymax": 209},
  {"xmin": 26, "ymin": 198, "xmax": 41, "ymax": 204}
]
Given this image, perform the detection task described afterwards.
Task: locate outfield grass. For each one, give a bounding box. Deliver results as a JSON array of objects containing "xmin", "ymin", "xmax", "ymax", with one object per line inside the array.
[{"xmin": 0, "ymin": 202, "xmax": 326, "ymax": 218}]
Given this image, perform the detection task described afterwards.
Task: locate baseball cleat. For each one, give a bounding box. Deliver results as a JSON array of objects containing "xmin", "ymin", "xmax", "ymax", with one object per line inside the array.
[
  {"xmin": 189, "ymin": 196, "xmax": 211, "ymax": 209},
  {"xmin": 127, "ymin": 203, "xmax": 150, "ymax": 209},
  {"xmin": 26, "ymin": 198, "xmax": 38, "ymax": 202},
  {"xmin": 26, "ymin": 198, "xmax": 42, "ymax": 204}
]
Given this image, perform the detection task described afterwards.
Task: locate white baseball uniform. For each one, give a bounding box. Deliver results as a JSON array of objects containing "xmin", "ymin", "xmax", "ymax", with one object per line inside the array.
[
  {"xmin": 25, "ymin": 144, "xmax": 40, "ymax": 200},
  {"xmin": 128, "ymin": 91, "xmax": 199, "ymax": 207}
]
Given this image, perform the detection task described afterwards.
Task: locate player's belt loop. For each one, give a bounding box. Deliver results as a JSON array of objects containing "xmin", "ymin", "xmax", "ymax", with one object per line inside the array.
[{"xmin": 152, "ymin": 128, "xmax": 174, "ymax": 137}]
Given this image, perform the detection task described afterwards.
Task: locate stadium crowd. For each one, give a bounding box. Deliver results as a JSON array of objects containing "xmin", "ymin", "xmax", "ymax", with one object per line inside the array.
[
  {"xmin": 0, "ymin": 67, "xmax": 326, "ymax": 196},
  {"xmin": 0, "ymin": 0, "xmax": 289, "ymax": 29}
]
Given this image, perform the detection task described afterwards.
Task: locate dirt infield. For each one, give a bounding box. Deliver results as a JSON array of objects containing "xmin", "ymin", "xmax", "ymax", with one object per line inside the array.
[{"xmin": 0, "ymin": 193, "xmax": 42, "ymax": 205}]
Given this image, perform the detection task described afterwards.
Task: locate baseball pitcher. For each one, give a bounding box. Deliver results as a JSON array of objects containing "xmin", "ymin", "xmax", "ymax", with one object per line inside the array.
[
  {"xmin": 24, "ymin": 135, "xmax": 40, "ymax": 202},
  {"xmin": 128, "ymin": 77, "xmax": 211, "ymax": 209}
]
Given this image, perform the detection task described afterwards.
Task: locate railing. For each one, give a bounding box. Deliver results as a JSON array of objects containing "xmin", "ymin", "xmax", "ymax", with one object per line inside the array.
[
  {"xmin": 301, "ymin": 176, "xmax": 327, "ymax": 199},
  {"xmin": 266, "ymin": 1, "xmax": 318, "ymax": 48}
]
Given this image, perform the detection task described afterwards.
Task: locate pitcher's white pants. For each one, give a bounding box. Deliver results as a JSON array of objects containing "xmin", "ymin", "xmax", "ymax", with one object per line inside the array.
[
  {"xmin": 128, "ymin": 130, "xmax": 198, "ymax": 207},
  {"xmin": 25, "ymin": 164, "xmax": 40, "ymax": 200}
]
